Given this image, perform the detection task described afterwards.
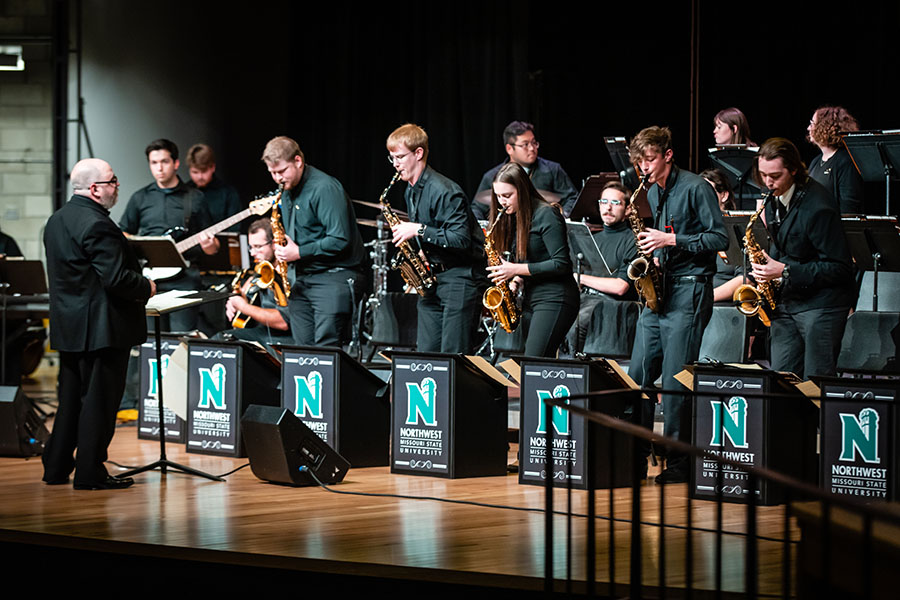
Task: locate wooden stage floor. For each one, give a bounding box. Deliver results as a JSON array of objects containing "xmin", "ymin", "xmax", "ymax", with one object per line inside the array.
[{"xmin": 0, "ymin": 363, "xmax": 797, "ymax": 597}]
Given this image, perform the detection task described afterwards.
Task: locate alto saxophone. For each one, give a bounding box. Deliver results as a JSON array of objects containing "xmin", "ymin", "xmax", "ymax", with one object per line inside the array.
[
  {"xmin": 482, "ymin": 211, "xmax": 520, "ymax": 333},
  {"xmin": 733, "ymin": 192, "xmax": 777, "ymax": 327},
  {"xmin": 269, "ymin": 184, "xmax": 291, "ymax": 298},
  {"xmin": 379, "ymin": 172, "xmax": 436, "ymax": 295},
  {"xmin": 625, "ymin": 173, "xmax": 663, "ymax": 312}
]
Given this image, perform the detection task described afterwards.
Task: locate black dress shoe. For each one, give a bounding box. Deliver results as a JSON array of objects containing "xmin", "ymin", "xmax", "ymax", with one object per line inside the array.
[
  {"xmin": 654, "ymin": 468, "xmax": 688, "ymax": 484},
  {"xmin": 43, "ymin": 477, "xmax": 70, "ymax": 485},
  {"xmin": 74, "ymin": 476, "xmax": 135, "ymax": 490}
]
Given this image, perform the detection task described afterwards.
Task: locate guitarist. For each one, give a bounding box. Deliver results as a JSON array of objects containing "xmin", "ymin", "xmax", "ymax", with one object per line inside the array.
[
  {"xmin": 119, "ymin": 138, "xmax": 219, "ymax": 333},
  {"xmin": 218, "ymin": 218, "xmax": 291, "ymax": 345}
]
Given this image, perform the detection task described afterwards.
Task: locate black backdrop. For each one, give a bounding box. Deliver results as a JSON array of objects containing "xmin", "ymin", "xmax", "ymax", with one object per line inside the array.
[{"xmin": 146, "ymin": 1, "xmax": 900, "ymax": 214}]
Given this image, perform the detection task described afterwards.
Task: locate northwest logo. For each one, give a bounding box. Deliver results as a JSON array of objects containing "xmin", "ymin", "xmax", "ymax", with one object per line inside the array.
[
  {"xmin": 710, "ymin": 396, "xmax": 748, "ymax": 449},
  {"xmin": 294, "ymin": 370, "xmax": 323, "ymax": 418},
  {"xmin": 147, "ymin": 354, "xmax": 170, "ymax": 397},
  {"xmin": 197, "ymin": 363, "xmax": 227, "ymax": 410},
  {"xmin": 536, "ymin": 385, "xmax": 571, "ymax": 436},
  {"xmin": 406, "ymin": 377, "xmax": 437, "ymax": 426},
  {"xmin": 839, "ymin": 407, "xmax": 880, "ymax": 464}
]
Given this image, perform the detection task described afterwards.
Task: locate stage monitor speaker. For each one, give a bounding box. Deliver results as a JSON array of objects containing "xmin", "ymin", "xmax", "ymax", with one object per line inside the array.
[
  {"xmin": 0, "ymin": 386, "xmax": 49, "ymax": 457},
  {"xmin": 241, "ymin": 404, "xmax": 350, "ymax": 487}
]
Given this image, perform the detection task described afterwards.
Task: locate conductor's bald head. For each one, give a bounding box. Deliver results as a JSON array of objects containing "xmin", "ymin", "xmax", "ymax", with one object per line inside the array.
[{"xmin": 70, "ymin": 158, "xmax": 119, "ymax": 209}]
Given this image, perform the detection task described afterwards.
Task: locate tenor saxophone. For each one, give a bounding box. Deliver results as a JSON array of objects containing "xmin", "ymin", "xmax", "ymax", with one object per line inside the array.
[
  {"xmin": 269, "ymin": 184, "xmax": 291, "ymax": 298},
  {"xmin": 482, "ymin": 211, "xmax": 520, "ymax": 333},
  {"xmin": 625, "ymin": 173, "xmax": 663, "ymax": 312},
  {"xmin": 378, "ymin": 172, "xmax": 436, "ymax": 295},
  {"xmin": 733, "ymin": 191, "xmax": 777, "ymax": 327}
]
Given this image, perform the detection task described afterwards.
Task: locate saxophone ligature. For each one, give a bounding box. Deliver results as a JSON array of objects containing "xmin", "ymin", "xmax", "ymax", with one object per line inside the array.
[
  {"xmin": 625, "ymin": 173, "xmax": 663, "ymax": 312},
  {"xmin": 269, "ymin": 184, "xmax": 291, "ymax": 298},
  {"xmin": 733, "ymin": 190, "xmax": 777, "ymax": 327},
  {"xmin": 378, "ymin": 172, "xmax": 436, "ymax": 295},
  {"xmin": 482, "ymin": 211, "xmax": 520, "ymax": 333}
]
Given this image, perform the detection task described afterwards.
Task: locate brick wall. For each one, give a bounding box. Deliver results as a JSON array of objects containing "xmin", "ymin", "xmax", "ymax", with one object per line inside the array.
[{"xmin": 0, "ymin": 0, "xmax": 53, "ymax": 261}]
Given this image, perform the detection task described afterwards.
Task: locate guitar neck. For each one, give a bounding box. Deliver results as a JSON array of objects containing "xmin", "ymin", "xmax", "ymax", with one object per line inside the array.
[{"xmin": 174, "ymin": 207, "xmax": 252, "ymax": 254}]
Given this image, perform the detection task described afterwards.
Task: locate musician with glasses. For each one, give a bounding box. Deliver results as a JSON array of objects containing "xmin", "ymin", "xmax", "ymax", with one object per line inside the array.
[
  {"xmin": 43, "ymin": 158, "xmax": 156, "ymax": 490},
  {"xmin": 386, "ymin": 123, "xmax": 487, "ymax": 354},
  {"xmin": 473, "ymin": 120, "xmax": 578, "ymax": 219},
  {"xmin": 627, "ymin": 126, "xmax": 728, "ymax": 484},
  {"xmin": 217, "ymin": 218, "xmax": 291, "ymax": 345},
  {"xmin": 262, "ymin": 136, "xmax": 365, "ymax": 347},
  {"xmin": 567, "ymin": 181, "xmax": 639, "ymax": 354}
]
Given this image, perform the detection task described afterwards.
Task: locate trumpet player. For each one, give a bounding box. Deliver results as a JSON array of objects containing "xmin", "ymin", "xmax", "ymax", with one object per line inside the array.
[
  {"xmin": 218, "ymin": 218, "xmax": 291, "ymax": 345},
  {"xmin": 751, "ymin": 138, "xmax": 854, "ymax": 379},
  {"xmin": 486, "ymin": 163, "xmax": 579, "ymax": 357},
  {"xmin": 627, "ymin": 126, "xmax": 728, "ymax": 484},
  {"xmin": 386, "ymin": 123, "xmax": 487, "ymax": 354},
  {"xmin": 262, "ymin": 136, "xmax": 365, "ymax": 347}
]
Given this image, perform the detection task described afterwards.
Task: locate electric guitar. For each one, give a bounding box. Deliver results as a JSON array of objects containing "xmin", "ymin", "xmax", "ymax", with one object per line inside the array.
[{"xmin": 140, "ymin": 192, "xmax": 279, "ymax": 281}]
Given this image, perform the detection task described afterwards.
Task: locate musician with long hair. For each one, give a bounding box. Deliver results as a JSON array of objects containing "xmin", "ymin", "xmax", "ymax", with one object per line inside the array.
[
  {"xmin": 712, "ymin": 107, "xmax": 756, "ymax": 147},
  {"xmin": 806, "ymin": 105, "xmax": 863, "ymax": 213},
  {"xmin": 486, "ymin": 163, "xmax": 579, "ymax": 358}
]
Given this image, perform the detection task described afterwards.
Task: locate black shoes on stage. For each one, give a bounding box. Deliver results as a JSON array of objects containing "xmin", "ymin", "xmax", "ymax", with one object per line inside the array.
[{"xmin": 73, "ymin": 476, "xmax": 135, "ymax": 490}]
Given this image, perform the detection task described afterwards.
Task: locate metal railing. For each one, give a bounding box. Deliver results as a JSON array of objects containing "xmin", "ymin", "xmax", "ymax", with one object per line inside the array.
[{"xmin": 540, "ymin": 388, "xmax": 900, "ymax": 599}]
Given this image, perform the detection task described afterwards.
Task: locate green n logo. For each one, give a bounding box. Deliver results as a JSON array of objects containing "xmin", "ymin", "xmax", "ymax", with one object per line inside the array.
[
  {"xmin": 197, "ymin": 363, "xmax": 227, "ymax": 410},
  {"xmin": 536, "ymin": 385, "xmax": 571, "ymax": 436},
  {"xmin": 710, "ymin": 396, "xmax": 748, "ymax": 449},
  {"xmin": 406, "ymin": 377, "xmax": 437, "ymax": 426},
  {"xmin": 147, "ymin": 354, "xmax": 170, "ymax": 397},
  {"xmin": 294, "ymin": 370, "xmax": 323, "ymax": 418},
  {"xmin": 839, "ymin": 408, "xmax": 880, "ymax": 464}
]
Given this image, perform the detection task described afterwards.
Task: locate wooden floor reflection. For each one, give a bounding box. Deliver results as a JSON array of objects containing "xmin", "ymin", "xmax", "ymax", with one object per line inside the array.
[{"xmin": 0, "ymin": 363, "xmax": 797, "ymax": 596}]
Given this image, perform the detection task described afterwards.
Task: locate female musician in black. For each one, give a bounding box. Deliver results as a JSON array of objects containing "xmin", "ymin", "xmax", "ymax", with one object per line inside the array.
[{"xmin": 486, "ymin": 163, "xmax": 579, "ymax": 357}]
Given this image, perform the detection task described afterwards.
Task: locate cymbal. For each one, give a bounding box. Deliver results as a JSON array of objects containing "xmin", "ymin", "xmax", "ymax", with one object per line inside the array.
[
  {"xmin": 352, "ymin": 198, "xmax": 408, "ymax": 219},
  {"xmin": 356, "ymin": 218, "xmax": 381, "ymax": 228}
]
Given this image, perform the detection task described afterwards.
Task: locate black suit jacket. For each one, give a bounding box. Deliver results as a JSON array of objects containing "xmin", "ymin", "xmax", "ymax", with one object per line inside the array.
[
  {"xmin": 44, "ymin": 195, "xmax": 152, "ymax": 352},
  {"xmin": 765, "ymin": 178, "xmax": 855, "ymax": 313}
]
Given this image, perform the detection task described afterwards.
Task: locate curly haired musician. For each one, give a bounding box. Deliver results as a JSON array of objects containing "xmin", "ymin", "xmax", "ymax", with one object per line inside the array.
[
  {"xmin": 262, "ymin": 136, "xmax": 365, "ymax": 347},
  {"xmin": 386, "ymin": 123, "xmax": 487, "ymax": 354},
  {"xmin": 627, "ymin": 126, "xmax": 728, "ymax": 484}
]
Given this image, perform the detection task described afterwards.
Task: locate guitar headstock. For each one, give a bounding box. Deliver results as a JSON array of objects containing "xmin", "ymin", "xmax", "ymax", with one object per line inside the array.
[{"xmin": 249, "ymin": 191, "xmax": 280, "ymax": 215}]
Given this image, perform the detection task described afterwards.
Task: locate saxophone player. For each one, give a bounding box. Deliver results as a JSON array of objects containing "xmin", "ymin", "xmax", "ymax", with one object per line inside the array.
[
  {"xmin": 627, "ymin": 126, "xmax": 728, "ymax": 484},
  {"xmin": 262, "ymin": 136, "xmax": 365, "ymax": 347},
  {"xmin": 486, "ymin": 163, "xmax": 579, "ymax": 357},
  {"xmin": 216, "ymin": 218, "xmax": 292, "ymax": 345},
  {"xmin": 751, "ymin": 138, "xmax": 854, "ymax": 379},
  {"xmin": 386, "ymin": 123, "xmax": 487, "ymax": 354}
]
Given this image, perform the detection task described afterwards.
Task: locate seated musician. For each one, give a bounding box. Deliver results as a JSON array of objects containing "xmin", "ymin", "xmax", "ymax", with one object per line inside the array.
[
  {"xmin": 486, "ymin": 163, "xmax": 579, "ymax": 358},
  {"xmin": 217, "ymin": 218, "xmax": 292, "ymax": 346},
  {"xmin": 699, "ymin": 168, "xmax": 745, "ymax": 303},
  {"xmin": 566, "ymin": 181, "xmax": 639, "ymax": 355}
]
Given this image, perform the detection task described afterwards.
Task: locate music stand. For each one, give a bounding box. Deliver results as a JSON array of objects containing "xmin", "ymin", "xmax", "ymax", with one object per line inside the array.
[
  {"xmin": 604, "ymin": 136, "xmax": 640, "ymax": 190},
  {"xmin": 842, "ymin": 218, "xmax": 900, "ymax": 311},
  {"xmin": 568, "ymin": 173, "xmax": 620, "ymax": 222},
  {"xmin": 120, "ymin": 237, "xmax": 232, "ymax": 482},
  {"xmin": 0, "ymin": 259, "xmax": 47, "ymax": 394},
  {"xmin": 708, "ymin": 146, "xmax": 763, "ymax": 210},
  {"xmin": 842, "ymin": 130, "xmax": 900, "ymax": 215},
  {"xmin": 566, "ymin": 222, "xmax": 620, "ymax": 295}
]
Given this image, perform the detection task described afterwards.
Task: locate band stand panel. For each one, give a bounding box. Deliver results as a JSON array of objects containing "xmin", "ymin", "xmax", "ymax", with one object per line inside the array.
[
  {"xmin": 691, "ymin": 366, "xmax": 818, "ymax": 505},
  {"xmin": 279, "ymin": 345, "xmax": 390, "ymax": 467},
  {"xmin": 186, "ymin": 339, "xmax": 281, "ymax": 457},
  {"xmin": 389, "ymin": 351, "xmax": 507, "ymax": 479},
  {"xmin": 815, "ymin": 377, "xmax": 898, "ymax": 502},
  {"xmin": 138, "ymin": 335, "xmax": 186, "ymax": 443},
  {"xmin": 517, "ymin": 356, "xmax": 633, "ymax": 490}
]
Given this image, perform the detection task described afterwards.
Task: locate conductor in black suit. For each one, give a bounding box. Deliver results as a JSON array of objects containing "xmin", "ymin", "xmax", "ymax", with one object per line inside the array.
[
  {"xmin": 42, "ymin": 158, "xmax": 156, "ymax": 490},
  {"xmin": 752, "ymin": 138, "xmax": 855, "ymax": 379}
]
